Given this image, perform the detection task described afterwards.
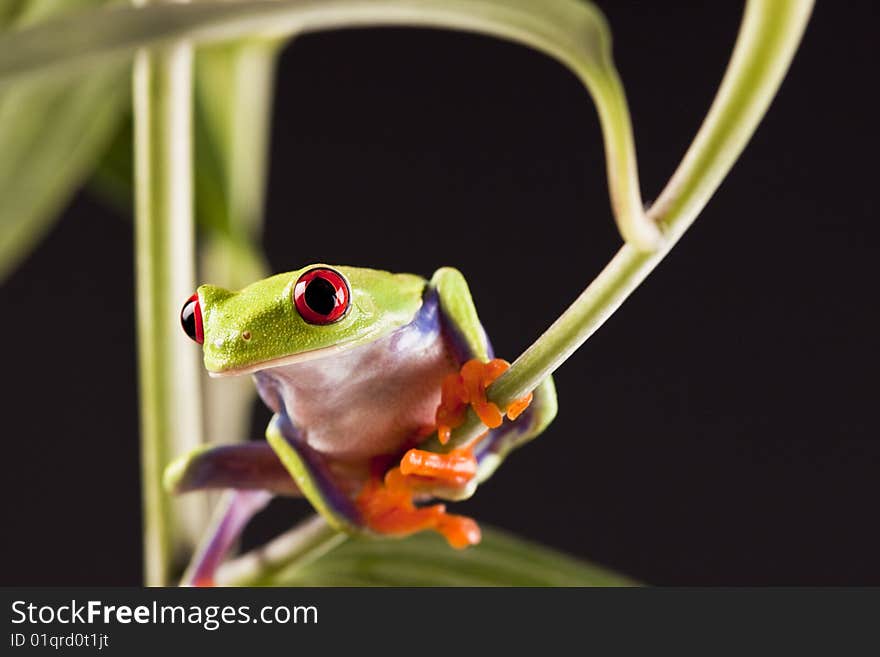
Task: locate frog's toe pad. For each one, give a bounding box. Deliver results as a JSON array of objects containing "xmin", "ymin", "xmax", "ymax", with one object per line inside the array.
[
  {"xmin": 506, "ymin": 391, "xmax": 533, "ymax": 420},
  {"xmin": 438, "ymin": 514, "xmax": 481, "ymax": 549}
]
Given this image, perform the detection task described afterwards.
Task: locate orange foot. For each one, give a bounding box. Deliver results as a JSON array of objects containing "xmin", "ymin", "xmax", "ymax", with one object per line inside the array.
[
  {"xmin": 436, "ymin": 358, "xmax": 534, "ymax": 444},
  {"xmin": 355, "ymin": 358, "xmax": 533, "ymax": 549},
  {"xmin": 356, "ymin": 459, "xmax": 480, "ymax": 549}
]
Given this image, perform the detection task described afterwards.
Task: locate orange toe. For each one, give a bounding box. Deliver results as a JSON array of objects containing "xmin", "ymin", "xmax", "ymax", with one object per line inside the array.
[
  {"xmin": 436, "ymin": 358, "xmax": 513, "ymax": 442},
  {"xmin": 461, "ymin": 359, "xmax": 508, "ymax": 429},
  {"xmin": 399, "ymin": 447, "xmax": 477, "ymax": 485},
  {"xmin": 437, "ymin": 514, "xmax": 482, "ymax": 549},
  {"xmin": 506, "ymin": 391, "xmax": 533, "ymax": 420},
  {"xmin": 356, "ymin": 467, "xmax": 481, "ymax": 549},
  {"xmin": 436, "ymin": 372, "xmax": 469, "ymax": 444}
]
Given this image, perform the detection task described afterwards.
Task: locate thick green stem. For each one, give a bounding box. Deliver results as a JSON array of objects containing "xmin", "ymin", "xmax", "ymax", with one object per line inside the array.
[
  {"xmin": 134, "ymin": 39, "xmax": 205, "ymax": 586},
  {"xmin": 216, "ymin": 515, "xmax": 346, "ymax": 586}
]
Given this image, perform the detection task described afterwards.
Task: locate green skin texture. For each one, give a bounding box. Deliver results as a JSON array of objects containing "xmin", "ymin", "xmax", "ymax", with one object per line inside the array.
[{"xmin": 167, "ymin": 265, "xmax": 557, "ymax": 535}]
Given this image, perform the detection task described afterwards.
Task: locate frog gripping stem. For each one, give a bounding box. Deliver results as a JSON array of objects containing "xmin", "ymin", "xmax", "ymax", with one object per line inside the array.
[
  {"xmin": 436, "ymin": 358, "xmax": 534, "ymax": 443},
  {"xmin": 356, "ymin": 358, "xmax": 534, "ymax": 549}
]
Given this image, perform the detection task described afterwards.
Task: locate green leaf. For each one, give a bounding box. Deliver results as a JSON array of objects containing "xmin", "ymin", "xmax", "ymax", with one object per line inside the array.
[
  {"xmin": 195, "ymin": 39, "xmax": 279, "ymax": 242},
  {"xmin": 92, "ymin": 38, "xmax": 279, "ymax": 247},
  {"xmin": 0, "ymin": 0, "xmax": 128, "ymax": 282},
  {"xmin": 236, "ymin": 526, "xmax": 635, "ymax": 587},
  {"xmin": 0, "ymin": 0, "xmax": 656, "ymax": 249}
]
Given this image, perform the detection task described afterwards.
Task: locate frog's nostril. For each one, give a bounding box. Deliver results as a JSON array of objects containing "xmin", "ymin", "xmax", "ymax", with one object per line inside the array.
[
  {"xmin": 241, "ymin": 330, "xmax": 252, "ymax": 341},
  {"xmin": 181, "ymin": 294, "xmax": 204, "ymax": 344}
]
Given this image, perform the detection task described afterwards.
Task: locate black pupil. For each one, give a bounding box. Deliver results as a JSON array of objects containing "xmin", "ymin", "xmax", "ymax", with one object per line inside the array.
[
  {"xmin": 304, "ymin": 277, "xmax": 339, "ymax": 315},
  {"xmin": 181, "ymin": 300, "xmax": 198, "ymax": 339}
]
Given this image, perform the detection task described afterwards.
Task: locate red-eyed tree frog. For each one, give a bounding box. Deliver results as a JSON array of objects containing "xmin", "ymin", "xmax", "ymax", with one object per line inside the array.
[{"xmin": 166, "ymin": 265, "xmax": 557, "ymax": 585}]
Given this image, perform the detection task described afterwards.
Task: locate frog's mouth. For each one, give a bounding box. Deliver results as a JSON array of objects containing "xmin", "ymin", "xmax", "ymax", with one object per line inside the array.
[{"xmin": 206, "ymin": 338, "xmax": 364, "ymax": 378}]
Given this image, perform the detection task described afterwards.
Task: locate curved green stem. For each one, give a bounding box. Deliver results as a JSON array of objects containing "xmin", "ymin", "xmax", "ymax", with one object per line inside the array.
[{"xmin": 445, "ymin": 0, "xmax": 815, "ymax": 449}]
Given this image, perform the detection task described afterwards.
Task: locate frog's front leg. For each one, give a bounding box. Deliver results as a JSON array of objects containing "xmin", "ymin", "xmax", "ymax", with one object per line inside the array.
[
  {"xmin": 430, "ymin": 268, "xmax": 536, "ymax": 444},
  {"xmin": 354, "ymin": 269, "xmax": 539, "ymax": 548},
  {"xmin": 357, "ymin": 358, "xmax": 533, "ymax": 548},
  {"xmin": 164, "ymin": 442, "xmax": 301, "ymax": 586},
  {"xmin": 396, "ymin": 373, "xmax": 558, "ymax": 501},
  {"xmin": 353, "ymin": 358, "xmax": 531, "ymax": 549}
]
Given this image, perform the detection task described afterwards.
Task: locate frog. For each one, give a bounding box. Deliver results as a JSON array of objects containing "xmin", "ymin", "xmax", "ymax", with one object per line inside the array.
[{"xmin": 165, "ymin": 264, "xmax": 557, "ymax": 585}]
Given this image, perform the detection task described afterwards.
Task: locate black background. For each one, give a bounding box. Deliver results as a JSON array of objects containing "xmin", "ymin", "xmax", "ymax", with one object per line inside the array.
[{"xmin": 2, "ymin": 1, "xmax": 877, "ymax": 585}]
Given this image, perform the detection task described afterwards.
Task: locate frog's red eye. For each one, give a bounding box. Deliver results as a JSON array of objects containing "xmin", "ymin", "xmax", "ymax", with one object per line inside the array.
[
  {"xmin": 293, "ymin": 268, "xmax": 350, "ymax": 325},
  {"xmin": 180, "ymin": 293, "xmax": 204, "ymax": 344}
]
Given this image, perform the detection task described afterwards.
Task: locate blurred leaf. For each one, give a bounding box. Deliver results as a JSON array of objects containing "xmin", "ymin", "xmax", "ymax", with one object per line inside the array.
[
  {"xmin": 92, "ymin": 39, "xmax": 279, "ymax": 245},
  {"xmin": 0, "ymin": 1, "xmax": 27, "ymax": 28},
  {"xmin": 0, "ymin": 0, "xmax": 660, "ymax": 248},
  {"xmin": 89, "ymin": 111, "xmax": 133, "ymax": 212},
  {"xmin": 256, "ymin": 527, "xmax": 636, "ymax": 587},
  {"xmin": 195, "ymin": 39, "xmax": 279, "ymax": 241},
  {"xmin": 0, "ymin": 0, "xmax": 128, "ymax": 282}
]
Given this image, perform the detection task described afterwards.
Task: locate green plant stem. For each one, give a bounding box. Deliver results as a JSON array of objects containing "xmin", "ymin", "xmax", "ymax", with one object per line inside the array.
[
  {"xmin": 134, "ymin": 32, "xmax": 204, "ymax": 586},
  {"xmin": 442, "ymin": 0, "xmax": 814, "ymax": 450},
  {"xmin": 215, "ymin": 515, "xmax": 346, "ymax": 586}
]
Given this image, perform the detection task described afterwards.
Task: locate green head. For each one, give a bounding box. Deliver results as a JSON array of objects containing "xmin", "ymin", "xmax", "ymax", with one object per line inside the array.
[{"xmin": 180, "ymin": 265, "xmax": 426, "ymax": 375}]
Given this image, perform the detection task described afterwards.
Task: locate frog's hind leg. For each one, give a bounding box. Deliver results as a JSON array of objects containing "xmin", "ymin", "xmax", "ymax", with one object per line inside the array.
[
  {"xmin": 264, "ymin": 414, "xmax": 364, "ymax": 533},
  {"xmin": 164, "ymin": 442, "xmax": 299, "ymax": 586},
  {"xmin": 165, "ymin": 442, "xmax": 301, "ymax": 496},
  {"xmin": 181, "ymin": 490, "xmax": 273, "ymax": 586}
]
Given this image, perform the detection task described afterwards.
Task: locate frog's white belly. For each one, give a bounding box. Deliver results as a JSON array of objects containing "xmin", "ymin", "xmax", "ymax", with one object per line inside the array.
[{"xmin": 253, "ymin": 314, "xmax": 457, "ymax": 462}]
